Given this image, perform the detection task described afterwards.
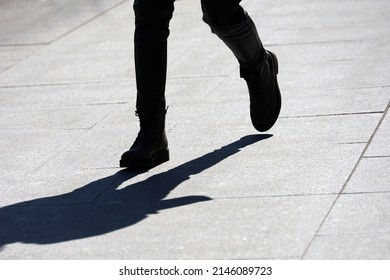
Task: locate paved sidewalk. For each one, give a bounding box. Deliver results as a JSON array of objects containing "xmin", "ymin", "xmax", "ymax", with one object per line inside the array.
[{"xmin": 0, "ymin": 0, "xmax": 389, "ymax": 259}]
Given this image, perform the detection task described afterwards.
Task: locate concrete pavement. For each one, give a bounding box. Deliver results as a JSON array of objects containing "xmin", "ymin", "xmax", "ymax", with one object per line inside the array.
[{"xmin": 0, "ymin": 0, "xmax": 389, "ymax": 259}]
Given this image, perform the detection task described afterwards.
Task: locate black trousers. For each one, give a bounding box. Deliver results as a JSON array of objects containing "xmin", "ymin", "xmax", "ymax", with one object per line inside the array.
[{"xmin": 133, "ymin": 0, "xmax": 265, "ymax": 111}]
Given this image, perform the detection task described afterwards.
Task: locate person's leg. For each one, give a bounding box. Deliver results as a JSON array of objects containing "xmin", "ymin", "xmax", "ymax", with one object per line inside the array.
[
  {"xmin": 202, "ymin": 0, "xmax": 281, "ymax": 132},
  {"xmin": 134, "ymin": 0, "xmax": 174, "ymax": 112},
  {"xmin": 120, "ymin": 0, "xmax": 174, "ymax": 168}
]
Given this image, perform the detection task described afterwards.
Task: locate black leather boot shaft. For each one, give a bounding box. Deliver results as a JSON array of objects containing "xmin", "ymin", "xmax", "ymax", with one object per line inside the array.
[{"xmin": 204, "ymin": 10, "xmax": 266, "ymax": 73}]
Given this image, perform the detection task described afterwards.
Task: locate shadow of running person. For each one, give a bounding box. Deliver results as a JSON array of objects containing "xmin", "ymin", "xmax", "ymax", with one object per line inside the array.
[{"xmin": 0, "ymin": 134, "xmax": 271, "ymax": 250}]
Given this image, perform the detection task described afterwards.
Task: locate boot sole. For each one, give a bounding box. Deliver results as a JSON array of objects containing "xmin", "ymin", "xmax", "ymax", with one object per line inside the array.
[
  {"xmin": 256, "ymin": 50, "xmax": 282, "ymax": 132},
  {"xmin": 119, "ymin": 149, "xmax": 170, "ymax": 169}
]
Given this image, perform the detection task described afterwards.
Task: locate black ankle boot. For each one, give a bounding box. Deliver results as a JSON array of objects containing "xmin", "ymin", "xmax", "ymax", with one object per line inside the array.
[
  {"xmin": 241, "ymin": 50, "xmax": 281, "ymax": 132},
  {"xmin": 203, "ymin": 9, "xmax": 281, "ymax": 132},
  {"xmin": 120, "ymin": 108, "xmax": 169, "ymax": 169}
]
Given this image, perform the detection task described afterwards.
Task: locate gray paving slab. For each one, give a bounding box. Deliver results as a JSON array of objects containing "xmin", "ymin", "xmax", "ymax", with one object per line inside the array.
[
  {"xmin": 0, "ymin": 129, "xmax": 84, "ymax": 181},
  {"xmin": 343, "ymin": 157, "xmax": 390, "ymax": 193},
  {"xmin": 0, "ymin": 0, "xmax": 125, "ymax": 45},
  {"xmin": 0, "ymin": 115, "xmax": 366, "ymax": 205},
  {"xmin": 365, "ymin": 107, "xmax": 390, "ymax": 157},
  {"xmin": 0, "ymin": 2, "xmax": 133, "ymax": 86},
  {"xmin": 0, "ymin": 81, "xmax": 134, "ymax": 108},
  {"xmin": 305, "ymin": 193, "xmax": 390, "ymax": 259},
  {"xmin": 166, "ymin": 76, "xmax": 228, "ymax": 104},
  {"xmin": 280, "ymin": 59, "xmax": 390, "ymax": 91},
  {"xmin": 317, "ymin": 193, "xmax": 390, "ymax": 236},
  {"xmin": 208, "ymin": 71, "xmax": 390, "ymax": 117},
  {"xmin": 263, "ymin": 113, "xmax": 380, "ymax": 144},
  {"xmin": 0, "ymin": 46, "xmax": 42, "ymax": 73},
  {"xmin": 0, "ymin": 168, "xmax": 120, "ymax": 207},
  {"xmin": 168, "ymin": 38, "xmax": 237, "ymax": 78},
  {"xmin": 1, "ymin": 0, "xmax": 390, "ymax": 260},
  {"xmin": 303, "ymin": 234, "xmax": 390, "ymax": 260},
  {"xmin": 116, "ymin": 141, "xmax": 362, "ymax": 199},
  {"xmin": 278, "ymin": 87, "xmax": 389, "ymax": 118},
  {"xmin": 268, "ymin": 39, "xmax": 390, "ymax": 65},
  {"xmin": 0, "ymin": 105, "xmax": 114, "ymax": 130},
  {"xmin": 0, "ymin": 195, "xmax": 336, "ymax": 259},
  {"xmin": 246, "ymin": 0, "xmax": 390, "ymax": 45}
]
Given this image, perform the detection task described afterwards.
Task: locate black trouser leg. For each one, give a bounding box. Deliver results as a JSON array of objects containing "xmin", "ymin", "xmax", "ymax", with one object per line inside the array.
[
  {"xmin": 133, "ymin": 0, "xmax": 174, "ymax": 112},
  {"xmin": 120, "ymin": 0, "xmax": 174, "ymax": 169}
]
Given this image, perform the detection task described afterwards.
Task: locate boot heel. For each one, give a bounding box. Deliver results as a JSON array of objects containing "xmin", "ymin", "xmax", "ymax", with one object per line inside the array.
[
  {"xmin": 268, "ymin": 51, "xmax": 279, "ymax": 74},
  {"xmin": 154, "ymin": 149, "xmax": 169, "ymax": 165}
]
